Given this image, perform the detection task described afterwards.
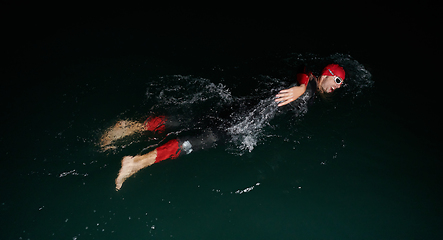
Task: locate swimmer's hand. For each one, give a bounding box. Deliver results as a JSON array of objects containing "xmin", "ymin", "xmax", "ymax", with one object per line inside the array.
[{"xmin": 275, "ymin": 85, "xmax": 307, "ymax": 107}]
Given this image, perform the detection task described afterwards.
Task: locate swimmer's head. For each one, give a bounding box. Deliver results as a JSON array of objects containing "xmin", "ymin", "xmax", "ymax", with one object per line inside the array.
[{"xmin": 318, "ymin": 64, "xmax": 345, "ymax": 93}]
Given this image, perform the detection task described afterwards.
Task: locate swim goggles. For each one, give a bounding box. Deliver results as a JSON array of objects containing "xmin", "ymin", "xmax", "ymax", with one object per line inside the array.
[{"xmin": 328, "ymin": 69, "xmax": 343, "ymax": 84}]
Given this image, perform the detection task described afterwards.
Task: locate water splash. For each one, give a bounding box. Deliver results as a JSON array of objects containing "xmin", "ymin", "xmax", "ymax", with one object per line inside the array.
[
  {"xmin": 146, "ymin": 75, "xmax": 233, "ymax": 114},
  {"xmin": 235, "ymin": 182, "xmax": 261, "ymax": 194},
  {"xmin": 228, "ymin": 97, "xmax": 279, "ymax": 153}
]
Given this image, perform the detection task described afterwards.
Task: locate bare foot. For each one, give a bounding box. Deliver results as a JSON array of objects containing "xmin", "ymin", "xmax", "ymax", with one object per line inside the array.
[
  {"xmin": 115, "ymin": 150, "xmax": 157, "ymax": 191},
  {"xmin": 115, "ymin": 156, "xmax": 136, "ymax": 191}
]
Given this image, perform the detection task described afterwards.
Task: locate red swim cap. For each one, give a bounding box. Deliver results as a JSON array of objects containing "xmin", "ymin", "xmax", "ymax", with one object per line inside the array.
[{"xmin": 321, "ymin": 64, "xmax": 345, "ymax": 80}]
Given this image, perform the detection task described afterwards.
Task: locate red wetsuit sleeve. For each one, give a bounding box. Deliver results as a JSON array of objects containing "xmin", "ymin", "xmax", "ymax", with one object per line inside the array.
[
  {"xmin": 296, "ymin": 73, "xmax": 309, "ymax": 86},
  {"xmin": 297, "ymin": 66, "xmax": 313, "ymax": 86},
  {"xmin": 154, "ymin": 139, "xmax": 182, "ymax": 163}
]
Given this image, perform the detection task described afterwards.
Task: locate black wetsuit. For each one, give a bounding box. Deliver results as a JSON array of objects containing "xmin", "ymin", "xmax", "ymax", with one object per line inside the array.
[{"xmin": 175, "ymin": 76, "xmax": 318, "ymax": 155}]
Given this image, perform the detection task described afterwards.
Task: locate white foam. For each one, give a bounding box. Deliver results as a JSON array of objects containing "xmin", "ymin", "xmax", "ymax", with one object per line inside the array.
[
  {"xmin": 146, "ymin": 75, "xmax": 233, "ymax": 108},
  {"xmin": 228, "ymin": 97, "xmax": 278, "ymax": 153}
]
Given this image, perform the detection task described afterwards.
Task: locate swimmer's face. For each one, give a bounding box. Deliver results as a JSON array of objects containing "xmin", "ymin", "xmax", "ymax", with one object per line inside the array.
[{"xmin": 319, "ymin": 75, "xmax": 343, "ymax": 93}]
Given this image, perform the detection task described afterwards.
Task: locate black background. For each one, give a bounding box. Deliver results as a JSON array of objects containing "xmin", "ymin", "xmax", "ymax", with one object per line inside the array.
[{"xmin": 2, "ymin": 2, "xmax": 440, "ymax": 139}]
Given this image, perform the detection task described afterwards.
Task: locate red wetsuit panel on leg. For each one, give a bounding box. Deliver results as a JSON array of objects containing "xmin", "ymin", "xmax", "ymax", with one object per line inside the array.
[
  {"xmin": 155, "ymin": 139, "xmax": 181, "ymax": 163},
  {"xmin": 144, "ymin": 116, "xmax": 167, "ymax": 133}
]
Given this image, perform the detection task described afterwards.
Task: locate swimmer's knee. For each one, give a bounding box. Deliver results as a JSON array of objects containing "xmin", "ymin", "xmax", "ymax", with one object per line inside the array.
[
  {"xmin": 154, "ymin": 139, "xmax": 182, "ymax": 163},
  {"xmin": 144, "ymin": 116, "xmax": 167, "ymax": 133}
]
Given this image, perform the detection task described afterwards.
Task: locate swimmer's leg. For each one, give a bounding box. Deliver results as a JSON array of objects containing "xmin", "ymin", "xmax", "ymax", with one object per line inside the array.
[
  {"xmin": 115, "ymin": 130, "xmax": 221, "ymax": 190},
  {"xmin": 100, "ymin": 116, "xmax": 170, "ymax": 151},
  {"xmin": 143, "ymin": 116, "xmax": 168, "ymax": 133},
  {"xmin": 100, "ymin": 120, "xmax": 145, "ymax": 150},
  {"xmin": 183, "ymin": 130, "xmax": 219, "ymax": 152},
  {"xmin": 115, "ymin": 139, "xmax": 182, "ymax": 190}
]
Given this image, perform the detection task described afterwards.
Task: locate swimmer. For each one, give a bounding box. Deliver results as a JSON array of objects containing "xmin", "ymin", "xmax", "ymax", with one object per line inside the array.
[
  {"xmin": 275, "ymin": 64, "xmax": 345, "ymax": 106},
  {"xmin": 102, "ymin": 64, "xmax": 346, "ymax": 190}
]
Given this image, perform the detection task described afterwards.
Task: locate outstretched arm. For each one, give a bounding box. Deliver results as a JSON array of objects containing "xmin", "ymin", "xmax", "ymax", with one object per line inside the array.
[{"xmin": 275, "ymin": 84, "xmax": 307, "ymax": 107}]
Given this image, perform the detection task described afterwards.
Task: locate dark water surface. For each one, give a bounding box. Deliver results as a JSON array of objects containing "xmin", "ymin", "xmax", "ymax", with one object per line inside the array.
[{"xmin": 2, "ymin": 6, "xmax": 441, "ymax": 240}]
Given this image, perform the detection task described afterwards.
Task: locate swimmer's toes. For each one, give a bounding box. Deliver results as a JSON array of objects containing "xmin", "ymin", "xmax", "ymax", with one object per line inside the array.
[
  {"xmin": 115, "ymin": 180, "xmax": 122, "ymax": 191},
  {"xmin": 115, "ymin": 156, "xmax": 136, "ymax": 191},
  {"xmin": 101, "ymin": 145, "xmax": 116, "ymax": 152}
]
